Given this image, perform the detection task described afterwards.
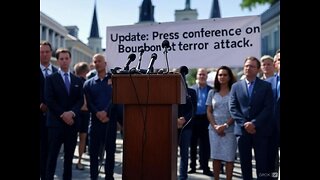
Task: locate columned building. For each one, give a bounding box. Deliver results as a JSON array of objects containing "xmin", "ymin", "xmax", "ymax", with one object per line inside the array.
[
  {"xmin": 40, "ymin": 12, "xmax": 67, "ymax": 50},
  {"xmin": 65, "ymin": 26, "xmax": 95, "ymax": 69},
  {"xmin": 40, "ymin": 11, "xmax": 68, "ymax": 65},
  {"xmin": 40, "ymin": 11, "xmax": 95, "ymax": 69}
]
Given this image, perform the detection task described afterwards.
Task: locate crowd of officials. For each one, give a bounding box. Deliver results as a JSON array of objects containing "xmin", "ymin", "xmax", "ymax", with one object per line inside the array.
[{"xmin": 40, "ymin": 40, "xmax": 280, "ymax": 180}]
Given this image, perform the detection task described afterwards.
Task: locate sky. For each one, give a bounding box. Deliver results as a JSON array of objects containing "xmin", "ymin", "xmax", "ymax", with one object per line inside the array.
[{"xmin": 40, "ymin": 0, "xmax": 270, "ymax": 49}]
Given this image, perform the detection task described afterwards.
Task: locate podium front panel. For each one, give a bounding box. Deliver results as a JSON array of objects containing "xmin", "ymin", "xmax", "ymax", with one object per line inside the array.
[
  {"xmin": 112, "ymin": 74, "xmax": 183, "ymax": 180},
  {"xmin": 122, "ymin": 104, "xmax": 177, "ymax": 180}
]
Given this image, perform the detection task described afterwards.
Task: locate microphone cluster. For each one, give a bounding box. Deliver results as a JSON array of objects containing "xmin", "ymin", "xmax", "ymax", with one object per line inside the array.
[{"xmin": 111, "ymin": 40, "xmax": 172, "ymax": 75}]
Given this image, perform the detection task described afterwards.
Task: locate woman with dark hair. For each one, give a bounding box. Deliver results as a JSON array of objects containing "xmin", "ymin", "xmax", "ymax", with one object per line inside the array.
[{"xmin": 206, "ymin": 66, "xmax": 237, "ymax": 180}]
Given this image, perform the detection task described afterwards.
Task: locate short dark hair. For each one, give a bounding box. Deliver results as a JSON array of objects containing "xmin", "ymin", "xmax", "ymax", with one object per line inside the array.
[
  {"xmin": 244, "ymin": 56, "xmax": 261, "ymax": 69},
  {"xmin": 40, "ymin": 41, "xmax": 52, "ymax": 51},
  {"xmin": 55, "ymin": 48, "xmax": 71, "ymax": 59},
  {"xmin": 74, "ymin": 62, "xmax": 89, "ymax": 75}
]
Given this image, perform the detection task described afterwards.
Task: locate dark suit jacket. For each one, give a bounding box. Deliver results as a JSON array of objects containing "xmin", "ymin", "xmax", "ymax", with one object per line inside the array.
[
  {"xmin": 178, "ymin": 87, "xmax": 197, "ymax": 129},
  {"xmin": 40, "ymin": 66, "xmax": 58, "ymax": 107},
  {"xmin": 266, "ymin": 75, "xmax": 280, "ymax": 134},
  {"xmin": 229, "ymin": 78, "xmax": 274, "ymax": 136},
  {"xmin": 45, "ymin": 71, "xmax": 84, "ymax": 128}
]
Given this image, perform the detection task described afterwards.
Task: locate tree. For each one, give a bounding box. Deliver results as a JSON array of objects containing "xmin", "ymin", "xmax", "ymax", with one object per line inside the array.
[{"xmin": 240, "ymin": 0, "xmax": 279, "ymax": 11}]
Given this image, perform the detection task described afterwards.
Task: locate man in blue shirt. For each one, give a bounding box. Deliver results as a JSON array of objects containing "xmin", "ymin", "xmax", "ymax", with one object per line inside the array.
[
  {"xmin": 189, "ymin": 68, "xmax": 213, "ymax": 176},
  {"xmin": 83, "ymin": 54, "xmax": 118, "ymax": 180}
]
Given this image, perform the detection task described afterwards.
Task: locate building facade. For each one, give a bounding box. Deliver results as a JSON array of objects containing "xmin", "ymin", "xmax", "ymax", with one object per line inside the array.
[
  {"xmin": 40, "ymin": 11, "xmax": 68, "ymax": 65},
  {"xmin": 40, "ymin": 12, "xmax": 95, "ymax": 69},
  {"xmin": 261, "ymin": 0, "xmax": 280, "ymax": 56}
]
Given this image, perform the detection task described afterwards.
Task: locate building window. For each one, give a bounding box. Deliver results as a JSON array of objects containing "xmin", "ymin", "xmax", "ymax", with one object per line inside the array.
[
  {"xmin": 273, "ymin": 29, "xmax": 280, "ymax": 53},
  {"xmin": 261, "ymin": 36, "xmax": 269, "ymax": 55}
]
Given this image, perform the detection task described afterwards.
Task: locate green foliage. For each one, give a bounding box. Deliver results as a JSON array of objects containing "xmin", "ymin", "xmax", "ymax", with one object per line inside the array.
[
  {"xmin": 186, "ymin": 68, "xmax": 197, "ymax": 86},
  {"xmin": 240, "ymin": 0, "xmax": 278, "ymax": 11}
]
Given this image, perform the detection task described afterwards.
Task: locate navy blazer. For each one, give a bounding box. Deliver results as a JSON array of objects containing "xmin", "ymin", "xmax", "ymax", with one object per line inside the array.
[
  {"xmin": 178, "ymin": 88, "xmax": 197, "ymax": 129},
  {"xmin": 229, "ymin": 78, "xmax": 274, "ymax": 136},
  {"xmin": 40, "ymin": 66, "xmax": 58, "ymax": 105},
  {"xmin": 266, "ymin": 75, "xmax": 280, "ymax": 134},
  {"xmin": 45, "ymin": 71, "xmax": 84, "ymax": 128}
]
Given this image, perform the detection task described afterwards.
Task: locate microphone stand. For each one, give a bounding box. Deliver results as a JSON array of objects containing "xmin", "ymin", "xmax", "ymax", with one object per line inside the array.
[
  {"xmin": 135, "ymin": 49, "xmax": 144, "ymax": 74},
  {"xmin": 163, "ymin": 47, "xmax": 169, "ymax": 74},
  {"xmin": 136, "ymin": 55, "xmax": 142, "ymax": 70}
]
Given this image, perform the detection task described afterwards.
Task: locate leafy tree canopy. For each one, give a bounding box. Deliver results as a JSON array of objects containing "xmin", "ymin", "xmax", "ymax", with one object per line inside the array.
[{"xmin": 240, "ymin": 0, "xmax": 279, "ymax": 11}]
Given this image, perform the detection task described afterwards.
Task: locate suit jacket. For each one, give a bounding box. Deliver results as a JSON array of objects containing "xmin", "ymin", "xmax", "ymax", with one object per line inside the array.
[
  {"xmin": 45, "ymin": 71, "xmax": 84, "ymax": 128},
  {"xmin": 178, "ymin": 87, "xmax": 197, "ymax": 129},
  {"xmin": 40, "ymin": 65, "xmax": 58, "ymax": 106},
  {"xmin": 229, "ymin": 78, "xmax": 274, "ymax": 136},
  {"xmin": 266, "ymin": 75, "xmax": 280, "ymax": 134}
]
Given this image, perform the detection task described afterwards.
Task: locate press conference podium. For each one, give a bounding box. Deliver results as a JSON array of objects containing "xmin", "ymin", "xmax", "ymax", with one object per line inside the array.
[{"xmin": 112, "ymin": 73, "xmax": 186, "ymax": 180}]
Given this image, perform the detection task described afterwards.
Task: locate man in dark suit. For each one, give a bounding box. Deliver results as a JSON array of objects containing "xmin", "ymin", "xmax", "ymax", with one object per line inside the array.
[
  {"xmin": 176, "ymin": 66, "xmax": 197, "ymax": 180},
  {"xmin": 266, "ymin": 50, "xmax": 280, "ymax": 179},
  {"xmin": 189, "ymin": 68, "xmax": 213, "ymax": 176},
  {"xmin": 39, "ymin": 41, "xmax": 58, "ymax": 179},
  {"xmin": 45, "ymin": 48, "xmax": 84, "ymax": 180},
  {"xmin": 229, "ymin": 56, "xmax": 274, "ymax": 180}
]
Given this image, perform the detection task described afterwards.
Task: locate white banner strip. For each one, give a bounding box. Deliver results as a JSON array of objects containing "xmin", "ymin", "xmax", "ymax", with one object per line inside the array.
[{"xmin": 106, "ymin": 15, "xmax": 261, "ymax": 70}]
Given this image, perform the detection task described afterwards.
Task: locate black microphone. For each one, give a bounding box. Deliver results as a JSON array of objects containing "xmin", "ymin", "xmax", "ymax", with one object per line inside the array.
[
  {"xmin": 179, "ymin": 66, "xmax": 190, "ymax": 98},
  {"xmin": 124, "ymin": 53, "xmax": 136, "ymax": 71},
  {"xmin": 146, "ymin": 53, "xmax": 157, "ymax": 74},
  {"xmin": 162, "ymin": 40, "xmax": 170, "ymax": 50},
  {"xmin": 179, "ymin": 65, "xmax": 189, "ymax": 77},
  {"xmin": 162, "ymin": 40, "xmax": 170, "ymax": 73},
  {"xmin": 136, "ymin": 49, "xmax": 144, "ymax": 70},
  {"xmin": 179, "ymin": 66, "xmax": 189, "ymax": 83}
]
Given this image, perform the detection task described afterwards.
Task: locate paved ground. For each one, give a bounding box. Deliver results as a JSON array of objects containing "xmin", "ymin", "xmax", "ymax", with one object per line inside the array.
[{"xmin": 53, "ymin": 131, "xmax": 279, "ymax": 179}]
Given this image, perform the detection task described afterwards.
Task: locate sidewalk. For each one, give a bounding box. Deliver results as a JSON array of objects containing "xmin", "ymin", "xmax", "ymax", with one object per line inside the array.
[{"xmin": 53, "ymin": 132, "xmax": 259, "ymax": 180}]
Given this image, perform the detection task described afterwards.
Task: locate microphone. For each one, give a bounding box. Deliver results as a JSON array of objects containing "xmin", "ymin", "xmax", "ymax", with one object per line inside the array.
[
  {"xmin": 146, "ymin": 53, "xmax": 157, "ymax": 74},
  {"xmin": 179, "ymin": 65, "xmax": 189, "ymax": 77},
  {"xmin": 162, "ymin": 40, "xmax": 170, "ymax": 73},
  {"xmin": 124, "ymin": 53, "xmax": 136, "ymax": 71},
  {"xmin": 162, "ymin": 40, "xmax": 170, "ymax": 50},
  {"xmin": 136, "ymin": 49, "xmax": 145, "ymax": 70},
  {"xmin": 179, "ymin": 66, "xmax": 190, "ymax": 98}
]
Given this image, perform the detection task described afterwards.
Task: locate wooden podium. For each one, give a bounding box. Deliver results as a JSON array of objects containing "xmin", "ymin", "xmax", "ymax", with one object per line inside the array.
[{"xmin": 112, "ymin": 74, "xmax": 186, "ymax": 180}]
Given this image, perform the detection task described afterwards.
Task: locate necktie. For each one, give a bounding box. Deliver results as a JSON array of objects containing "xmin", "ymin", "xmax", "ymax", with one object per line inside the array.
[
  {"xmin": 64, "ymin": 73, "xmax": 70, "ymax": 94},
  {"xmin": 248, "ymin": 81, "xmax": 254, "ymax": 98},
  {"xmin": 276, "ymin": 76, "xmax": 280, "ymax": 98},
  {"xmin": 44, "ymin": 68, "xmax": 49, "ymax": 77}
]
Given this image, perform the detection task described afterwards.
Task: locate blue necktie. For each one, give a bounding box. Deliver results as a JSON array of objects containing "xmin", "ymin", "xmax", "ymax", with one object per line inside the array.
[
  {"xmin": 44, "ymin": 68, "xmax": 49, "ymax": 77},
  {"xmin": 64, "ymin": 73, "xmax": 70, "ymax": 94},
  {"xmin": 248, "ymin": 81, "xmax": 254, "ymax": 98},
  {"xmin": 276, "ymin": 76, "xmax": 280, "ymax": 98}
]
